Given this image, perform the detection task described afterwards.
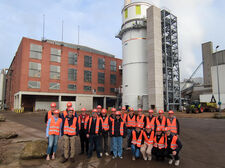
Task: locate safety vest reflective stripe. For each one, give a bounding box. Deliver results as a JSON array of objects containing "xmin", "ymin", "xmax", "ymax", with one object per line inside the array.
[
  {"xmin": 49, "ymin": 117, "xmax": 62, "ymax": 136},
  {"xmin": 132, "ymin": 130, "xmax": 143, "ymax": 148},
  {"xmin": 146, "ymin": 117, "xmax": 155, "ymax": 129},
  {"xmin": 156, "ymin": 116, "xmax": 166, "ymax": 130},
  {"xmin": 88, "ymin": 117, "xmax": 100, "ymax": 134},
  {"xmin": 137, "ymin": 115, "xmax": 145, "ymax": 128},
  {"xmin": 102, "ymin": 117, "xmax": 109, "ymax": 131},
  {"xmin": 111, "ymin": 119, "xmax": 124, "ymax": 136},
  {"xmin": 127, "ymin": 115, "xmax": 136, "ymax": 127},
  {"xmin": 153, "ymin": 136, "xmax": 165, "ymax": 149},
  {"xmin": 143, "ymin": 131, "xmax": 154, "ymax": 145},
  {"xmin": 165, "ymin": 135, "xmax": 178, "ymax": 150},
  {"xmin": 167, "ymin": 118, "xmax": 177, "ymax": 134},
  {"xmin": 64, "ymin": 118, "xmax": 77, "ymax": 135}
]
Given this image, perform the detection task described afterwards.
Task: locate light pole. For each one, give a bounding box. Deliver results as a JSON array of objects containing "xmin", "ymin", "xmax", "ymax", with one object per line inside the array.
[{"xmin": 215, "ymin": 45, "xmax": 221, "ymax": 113}]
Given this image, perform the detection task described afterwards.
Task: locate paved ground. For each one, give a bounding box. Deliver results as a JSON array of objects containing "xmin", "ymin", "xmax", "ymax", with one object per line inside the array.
[{"xmin": 1, "ymin": 111, "xmax": 225, "ymax": 168}]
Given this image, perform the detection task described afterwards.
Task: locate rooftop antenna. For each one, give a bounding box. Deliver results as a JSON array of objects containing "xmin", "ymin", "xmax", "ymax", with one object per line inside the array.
[
  {"xmin": 78, "ymin": 25, "xmax": 80, "ymax": 45},
  {"xmin": 42, "ymin": 14, "xmax": 45, "ymax": 41},
  {"xmin": 61, "ymin": 19, "xmax": 64, "ymax": 42}
]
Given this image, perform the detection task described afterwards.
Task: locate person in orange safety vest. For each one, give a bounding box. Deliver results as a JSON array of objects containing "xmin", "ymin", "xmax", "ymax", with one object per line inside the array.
[
  {"xmin": 131, "ymin": 124, "xmax": 143, "ymax": 160},
  {"xmin": 136, "ymin": 108, "xmax": 146, "ymax": 129},
  {"xmin": 166, "ymin": 110, "xmax": 180, "ymax": 135},
  {"xmin": 146, "ymin": 109, "xmax": 156, "ymax": 130},
  {"xmin": 155, "ymin": 109, "xmax": 166, "ymax": 131},
  {"xmin": 126, "ymin": 108, "xmax": 136, "ymax": 149},
  {"xmin": 46, "ymin": 110, "xmax": 62, "ymax": 161},
  {"xmin": 152, "ymin": 127, "xmax": 165, "ymax": 161}
]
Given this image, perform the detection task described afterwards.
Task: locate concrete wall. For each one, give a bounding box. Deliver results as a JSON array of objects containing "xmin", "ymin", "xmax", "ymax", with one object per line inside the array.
[
  {"xmin": 147, "ymin": 6, "xmax": 164, "ymax": 110},
  {"xmin": 202, "ymin": 42, "xmax": 213, "ymax": 86},
  {"xmin": 211, "ymin": 64, "xmax": 225, "ymax": 94},
  {"xmin": 75, "ymin": 96, "xmax": 93, "ymax": 111}
]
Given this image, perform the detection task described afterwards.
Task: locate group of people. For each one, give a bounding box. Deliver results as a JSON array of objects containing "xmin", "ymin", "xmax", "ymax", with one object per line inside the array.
[{"xmin": 45, "ymin": 102, "xmax": 182, "ymax": 166}]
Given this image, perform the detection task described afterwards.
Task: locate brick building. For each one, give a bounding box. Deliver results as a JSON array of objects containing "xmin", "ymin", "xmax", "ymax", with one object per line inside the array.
[{"xmin": 5, "ymin": 37, "xmax": 122, "ymax": 111}]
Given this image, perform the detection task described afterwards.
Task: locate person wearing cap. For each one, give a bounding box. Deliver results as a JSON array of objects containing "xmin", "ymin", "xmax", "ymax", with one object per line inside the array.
[
  {"xmin": 126, "ymin": 107, "xmax": 136, "ymax": 149},
  {"xmin": 166, "ymin": 110, "xmax": 180, "ymax": 135},
  {"xmin": 100, "ymin": 108, "xmax": 110, "ymax": 156},
  {"xmin": 109, "ymin": 111, "xmax": 126, "ymax": 159},
  {"xmin": 45, "ymin": 102, "xmax": 57, "ymax": 125},
  {"xmin": 78, "ymin": 108, "xmax": 89, "ymax": 155},
  {"xmin": 97, "ymin": 105, "xmax": 102, "ymax": 116},
  {"xmin": 61, "ymin": 107, "xmax": 79, "ymax": 163},
  {"xmin": 140, "ymin": 125, "xmax": 155, "ymax": 161},
  {"xmin": 164, "ymin": 127, "xmax": 182, "ymax": 166},
  {"xmin": 131, "ymin": 124, "xmax": 143, "ymax": 160},
  {"xmin": 46, "ymin": 110, "xmax": 62, "ymax": 161},
  {"xmin": 86, "ymin": 109, "xmax": 103, "ymax": 159},
  {"xmin": 156, "ymin": 109, "xmax": 166, "ymax": 131},
  {"xmin": 136, "ymin": 108, "xmax": 146, "ymax": 129},
  {"xmin": 63, "ymin": 102, "xmax": 77, "ymax": 118},
  {"xmin": 146, "ymin": 109, "xmax": 156, "ymax": 130},
  {"xmin": 152, "ymin": 127, "xmax": 165, "ymax": 161},
  {"xmin": 109, "ymin": 108, "xmax": 117, "ymax": 155},
  {"xmin": 121, "ymin": 106, "xmax": 127, "ymax": 122}
]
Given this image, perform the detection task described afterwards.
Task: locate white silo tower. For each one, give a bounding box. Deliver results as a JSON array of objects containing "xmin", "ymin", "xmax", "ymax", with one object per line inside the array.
[{"xmin": 116, "ymin": 0, "xmax": 151, "ymax": 110}]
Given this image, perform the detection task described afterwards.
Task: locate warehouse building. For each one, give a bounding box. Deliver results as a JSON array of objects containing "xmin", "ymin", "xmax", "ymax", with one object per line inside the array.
[{"xmin": 5, "ymin": 37, "xmax": 122, "ymax": 112}]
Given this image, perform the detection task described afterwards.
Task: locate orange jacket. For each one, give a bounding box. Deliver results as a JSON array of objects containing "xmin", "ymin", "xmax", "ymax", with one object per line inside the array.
[
  {"xmin": 156, "ymin": 116, "xmax": 166, "ymax": 130},
  {"xmin": 136, "ymin": 114, "xmax": 145, "ymax": 128},
  {"xmin": 78, "ymin": 115, "xmax": 89, "ymax": 130},
  {"xmin": 126, "ymin": 114, "xmax": 136, "ymax": 128},
  {"xmin": 146, "ymin": 116, "xmax": 156, "ymax": 129},
  {"xmin": 49, "ymin": 117, "xmax": 62, "ymax": 136},
  {"xmin": 143, "ymin": 130, "xmax": 155, "ymax": 145},
  {"xmin": 101, "ymin": 116, "xmax": 109, "ymax": 131},
  {"xmin": 166, "ymin": 118, "xmax": 177, "ymax": 134},
  {"xmin": 64, "ymin": 117, "xmax": 78, "ymax": 136},
  {"xmin": 153, "ymin": 135, "xmax": 165, "ymax": 149},
  {"xmin": 131, "ymin": 130, "xmax": 143, "ymax": 147},
  {"xmin": 165, "ymin": 135, "xmax": 178, "ymax": 150}
]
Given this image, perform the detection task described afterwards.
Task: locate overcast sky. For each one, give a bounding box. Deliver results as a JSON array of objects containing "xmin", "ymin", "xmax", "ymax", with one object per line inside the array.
[{"xmin": 0, "ymin": 0, "xmax": 224, "ymax": 80}]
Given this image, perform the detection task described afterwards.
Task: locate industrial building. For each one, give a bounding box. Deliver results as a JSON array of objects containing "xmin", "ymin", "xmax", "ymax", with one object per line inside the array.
[
  {"xmin": 116, "ymin": 0, "xmax": 181, "ymax": 111},
  {"xmin": 200, "ymin": 42, "xmax": 225, "ymax": 109},
  {"xmin": 5, "ymin": 37, "xmax": 122, "ymax": 112}
]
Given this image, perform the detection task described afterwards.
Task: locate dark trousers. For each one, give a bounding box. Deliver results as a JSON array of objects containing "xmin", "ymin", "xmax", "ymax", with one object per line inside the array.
[
  {"xmin": 152, "ymin": 147, "xmax": 165, "ymax": 160},
  {"xmin": 101, "ymin": 132, "xmax": 108, "ymax": 153},
  {"xmin": 164, "ymin": 148, "xmax": 180, "ymax": 160},
  {"xmin": 79, "ymin": 131, "xmax": 89, "ymax": 153},
  {"xmin": 88, "ymin": 134, "xmax": 101, "ymax": 157},
  {"xmin": 127, "ymin": 128, "xmax": 134, "ymax": 147}
]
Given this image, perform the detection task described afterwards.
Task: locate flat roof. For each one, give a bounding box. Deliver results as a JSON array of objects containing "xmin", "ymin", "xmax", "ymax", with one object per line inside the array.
[{"xmin": 45, "ymin": 39, "xmax": 115, "ymax": 58}]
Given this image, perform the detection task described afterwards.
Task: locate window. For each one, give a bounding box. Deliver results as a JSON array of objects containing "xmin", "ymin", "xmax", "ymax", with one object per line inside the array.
[
  {"xmin": 98, "ymin": 58, "xmax": 105, "ymax": 70},
  {"xmin": 30, "ymin": 44, "xmax": 42, "ymax": 59},
  {"xmin": 50, "ymin": 65, "xmax": 60, "ymax": 80},
  {"xmin": 98, "ymin": 87, "xmax": 104, "ymax": 92},
  {"xmin": 98, "ymin": 72, "xmax": 105, "ymax": 84},
  {"xmin": 62, "ymin": 96, "xmax": 76, "ymax": 101},
  {"xmin": 110, "ymin": 74, "xmax": 116, "ymax": 85},
  {"xmin": 68, "ymin": 52, "xmax": 77, "ymax": 65},
  {"xmin": 29, "ymin": 62, "xmax": 41, "ymax": 78},
  {"xmin": 84, "ymin": 86, "xmax": 91, "ymax": 91},
  {"xmin": 68, "ymin": 84, "xmax": 76, "ymax": 91},
  {"xmin": 49, "ymin": 83, "xmax": 60, "ymax": 90},
  {"xmin": 84, "ymin": 55, "xmax": 92, "ymax": 67},
  {"xmin": 84, "ymin": 71, "xmax": 92, "ymax": 83},
  {"xmin": 68, "ymin": 68, "xmax": 77, "ymax": 81},
  {"xmin": 136, "ymin": 5, "xmax": 141, "ymax": 15},
  {"xmin": 110, "ymin": 88, "xmax": 115, "ymax": 93},
  {"xmin": 28, "ymin": 81, "xmax": 40, "ymax": 89},
  {"xmin": 51, "ymin": 48, "xmax": 61, "ymax": 63},
  {"xmin": 110, "ymin": 60, "xmax": 117, "ymax": 72},
  {"xmin": 125, "ymin": 8, "xmax": 128, "ymax": 19}
]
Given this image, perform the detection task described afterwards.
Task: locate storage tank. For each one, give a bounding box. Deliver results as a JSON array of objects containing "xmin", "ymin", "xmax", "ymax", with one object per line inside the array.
[{"xmin": 116, "ymin": 0, "xmax": 151, "ymax": 110}]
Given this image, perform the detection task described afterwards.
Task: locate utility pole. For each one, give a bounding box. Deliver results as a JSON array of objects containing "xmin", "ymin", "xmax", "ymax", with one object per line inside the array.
[{"xmin": 215, "ymin": 45, "xmax": 221, "ymax": 113}]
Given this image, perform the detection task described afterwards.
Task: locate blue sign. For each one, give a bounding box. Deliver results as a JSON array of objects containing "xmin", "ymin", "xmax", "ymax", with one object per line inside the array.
[{"xmin": 218, "ymin": 102, "xmax": 222, "ymax": 105}]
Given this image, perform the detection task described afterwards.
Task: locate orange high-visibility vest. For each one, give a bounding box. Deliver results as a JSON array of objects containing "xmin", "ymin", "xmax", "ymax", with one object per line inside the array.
[
  {"xmin": 156, "ymin": 116, "xmax": 166, "ymax": 130},
  {"xmin": 143, "ymin": 130, "xmax": 155, "ymax": 145},
  {"xmin": 78, "ymin": 115, "xmax": 89, "ymax": 130},
  {"xmin": 47, "ymin": 110, "xmax": 53, "ymax": 121},
  {"xmin": 153, "ymin": 135, "xmax": 165, "ymax": 149},
  {"xmin": 137, "ymin": 114, "xmax": 145, "ymax": 128},
  {"xmin": 126, "ymin": 114, "xmax": 136, "ymax": 128},
  {"xmin": 131, "ymin": 130, "xmax": 143, "ymax": 148},
  {"xmin": 111, "ymin": 119, "xmax": 125, "ymax": 136},
  {"xmin": 122, "ymin": 113, "xmax": 127, "ymax": 123},
  {"xmin": 64, "ymin": 117, "xmax": 77, "ymax": 136},
  {"xmin": 63, "ymin": 110, "xmax": 75, "ymax": 118},
  {"xmin": 146, "ymin": 116, "xmax": 156, "ymax": 129},
  {"xmin": 49, "ymin": 117, "xmax": 62, "ymax": 136},
  {"xmin": 101, "ymin": 116, "xmax": 109, "ymax": 131},
  {"xmin": 167, "ymin": 118, "xmax": 177, "ymax": 134},
  {"xmin": 88, "ymin": 117, "xmax": 101, "ymax": 134},
  {"xmin": 165, "ymin": 135, "xmax": 178, "ymax": 150}
]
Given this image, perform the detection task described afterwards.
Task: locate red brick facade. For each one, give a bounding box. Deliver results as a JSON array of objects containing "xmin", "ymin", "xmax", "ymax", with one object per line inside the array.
[{"xmin": 6, "ymin": 37, "xmax": 122, "ymax": 110}]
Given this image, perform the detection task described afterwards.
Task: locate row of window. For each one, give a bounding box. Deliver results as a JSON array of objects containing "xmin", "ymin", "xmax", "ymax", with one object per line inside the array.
[
  {"xmin": 29, "ymin": 62, "xmax": 117, "ymax": 84},
  {"xmin": 28, "ymin": 81, "xmax": 115, "ymax": 93},
  {"xmin": 30, "ymin": 44, "xmax": 117, "ymax": 71}
]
